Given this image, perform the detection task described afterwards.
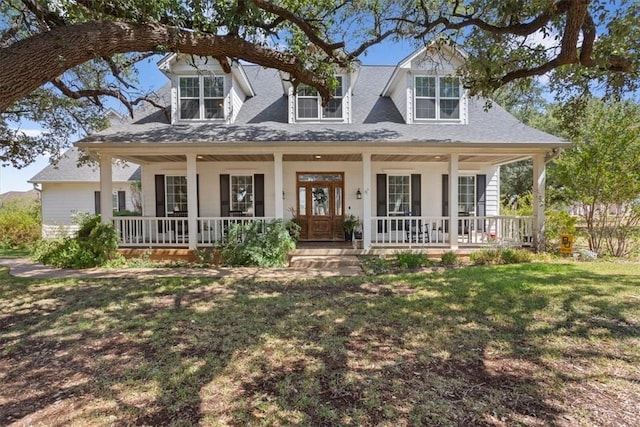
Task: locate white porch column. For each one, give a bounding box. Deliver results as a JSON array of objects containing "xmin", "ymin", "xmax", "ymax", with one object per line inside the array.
[
  {"xmin": 532, "ymin": 153, "xmax": 546, "ymax": 251},
  {"xmin": 274, "ymin": 152, "xmax": 284, "ymax": 219},
  {"xmin": 99, "ymin": 153, "xmax": 112, "ymax": 224},
  {"xmin": 449, "ymin": 154, "xmax": 459, "ymax": 250},
  {"xmin": 186, "ymin": 153, "xmax": 198, "ymax": 250},
  {"xmin": 362, "ymin": 152, "xmax": 372, "ymax": 249}
]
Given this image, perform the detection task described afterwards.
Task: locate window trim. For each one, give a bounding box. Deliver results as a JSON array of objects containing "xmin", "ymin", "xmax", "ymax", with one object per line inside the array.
[
  {"xmin": 387, "ymin": 174, "xmax": 411, "ymax": 215},
  {"xmin": 165, "ymin": 175, "xmax": 188, "ymax": 214},
  {"xmin": 413, "ymin": 75, "xmax": 461, "ymax": 121},
  {"xmin": 230, "ymin": 174, "xmax": 255, "ymax": 216},
  {"xmin": 295, "ymin": 75, "xmax": 345, "ymax": 121},
  {"xmin": 457, "ymin": 175, "xmax": 476, "ymax": 215},
  {"xmin": 178, "ymin": 75, "xmax": 225, "ymax": 121}
]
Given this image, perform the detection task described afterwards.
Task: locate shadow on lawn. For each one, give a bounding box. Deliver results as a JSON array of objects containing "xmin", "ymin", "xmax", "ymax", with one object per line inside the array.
[{"xmin": 0, "ymin": 263, "xmax": 638, "ymax": 426}]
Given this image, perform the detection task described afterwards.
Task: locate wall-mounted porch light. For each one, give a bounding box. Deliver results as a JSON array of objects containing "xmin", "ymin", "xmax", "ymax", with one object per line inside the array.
[{"xmin": 356, "ymin": 188, "xmax": 362, "ymax": 199}]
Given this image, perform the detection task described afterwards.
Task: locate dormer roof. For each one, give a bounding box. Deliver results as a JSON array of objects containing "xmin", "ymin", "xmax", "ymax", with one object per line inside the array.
[
  {"xmin": 157, "ymin": 53, "xmax": 255, "ymax": 97},
  {"xmin": 381, "ymin": 44, "xmax": 467, "ymax": 96}
]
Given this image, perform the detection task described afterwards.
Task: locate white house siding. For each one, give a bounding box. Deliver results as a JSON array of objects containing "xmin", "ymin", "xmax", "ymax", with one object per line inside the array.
[
  {"xmin": 229, "ymin": 76, "xmax": 244, "ymax": 124},
  {"xmin": 40, "ymin": 182, "xmax": 134, "ymax": 237},
  {"xmin": 140, "ymin": 160, "xmax": 498, "ymax": 221},
  {"xmin": 389, "ymin": 72, "xmax": 408, "ymax": 123}
]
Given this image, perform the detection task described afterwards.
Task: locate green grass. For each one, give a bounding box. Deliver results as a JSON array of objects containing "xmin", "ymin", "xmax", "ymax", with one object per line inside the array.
[
  {"xmin": 0, "ymin": 247, "xmax": 30, "ymax": 258},
  {"xmin": 1, "ymin": 262, "xmax": 639, "ymax": 426}
]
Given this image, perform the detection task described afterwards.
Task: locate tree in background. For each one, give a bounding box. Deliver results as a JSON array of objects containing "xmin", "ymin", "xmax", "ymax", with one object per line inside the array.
[
  {"xmin": 0, "ymin": 197, "xmax": 41, "ymax": 249},
  {"xmin": 1, "ymin": 0, "xmax": 638, "ymax": 167},
  {"xmin": 552, "ymin": 99, "xmax": 640, "ymax": 256}
]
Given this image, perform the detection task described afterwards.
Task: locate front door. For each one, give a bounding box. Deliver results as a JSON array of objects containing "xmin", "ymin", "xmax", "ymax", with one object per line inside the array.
[{"xmin": 297, "ymin": 172, "xmax": 344, "ymax": 241}]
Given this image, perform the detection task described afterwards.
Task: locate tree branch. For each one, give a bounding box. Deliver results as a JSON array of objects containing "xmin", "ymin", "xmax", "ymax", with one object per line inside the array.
[{"xmin": 0, "ymin": 21, "xmax": 335, "ymax": 112}]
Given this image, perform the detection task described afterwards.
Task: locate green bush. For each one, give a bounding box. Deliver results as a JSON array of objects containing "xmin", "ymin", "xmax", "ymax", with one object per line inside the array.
[
  {"xmin": 470, "ymin": 248, "xmax": 533, "ymax": 265},
  {"xmin": 470, "ymin": 249, "xmax": 501, "ymax": 265},
  {"xmin": 0, "ymin": 198, "xmax": 41, "ymax": 249},
  {"xmin": 31, "ymin": 214, "xmax": 119, "ymax": 268},
  {"xmin": 220, "ymin": 219, "xmax": 296, "ymax": 267},
  {"xmin": 440, "ymin": 251, "xmax": 459, "ymax": 266},
  {"xmin": 395, "ymin": 251, "xmax": 431, "ymax": 269}
]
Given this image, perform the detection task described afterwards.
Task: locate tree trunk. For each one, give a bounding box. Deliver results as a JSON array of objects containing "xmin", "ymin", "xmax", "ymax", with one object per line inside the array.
[{"xmin": 0, "ymin": 21, "xmax": 329, "ymax": 112}]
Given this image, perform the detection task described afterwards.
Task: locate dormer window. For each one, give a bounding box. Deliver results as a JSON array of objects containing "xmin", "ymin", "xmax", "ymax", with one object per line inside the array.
[
  {"xmin": 178, "ymin": 76, "xmax": 224, "ymax": 120},
  {"xmin": 415, "ymin": 76, "xmax": 460, "ymax": 120},
  {"xmin": 296, "ymin": 76, "xmax": 343, "ymax": 120}
]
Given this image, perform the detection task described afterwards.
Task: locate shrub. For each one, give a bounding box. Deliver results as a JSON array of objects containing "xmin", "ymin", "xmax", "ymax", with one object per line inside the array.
[
  {"xmin": 220, "ymin": 219, "xmax": 296, "ymax": 267},
  {"xmin": 31, "ymin": 214, "xmax": 119, "ymax": 268},
  {"xmin": 440, "ymin": 251, "xmax": 458, "ymax": 266},
  {"xmin": 395, "ymin": 251, "xmax": 431, "ymax": 269},
  {"xmin": 500, "ymin": 248, "xmax": 533, "ymax": 264},
  {"xmin": 470, "ymin": 249, "xmax": 501, "ymax": 265},
  {"xmin": 0, "ymin": 198, "xmax": 41, "ymax": 249},
  {"xmin": 470, "ymin": 247, "xmax": 533, "ymax": 265}
]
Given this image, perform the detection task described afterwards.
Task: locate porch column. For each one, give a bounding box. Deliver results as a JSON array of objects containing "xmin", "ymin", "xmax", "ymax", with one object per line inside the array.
[
  {"xmin": 449, "ymin": 154, "xmax": 459, "ymax": 250},
  {"xmin": 362, "ymin": 152, "xmax": 372, "ymax": 249},
  {"xmin": 186, "ymin": 153, "xmax": 198, "ymax": 250},
  {"xmin": 532, "ymin": 153, "xmax": 546, "ymax": 251},
  {"xmin": 99, "ymin": 153, "xmax": 112, "ymax": 224},
  {"xmin": 274, "ymin": 152, "xmax": 284, "ymax": 219}
]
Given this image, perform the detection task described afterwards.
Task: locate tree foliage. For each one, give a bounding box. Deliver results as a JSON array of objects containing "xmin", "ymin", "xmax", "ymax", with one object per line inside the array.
[
  {"xmin": 552, "ymin": 99, "xmax": 640, "ymax": 256},
  {"xmin": 1, "ymin": 0, "xmax": 638, "ymax": 167}
]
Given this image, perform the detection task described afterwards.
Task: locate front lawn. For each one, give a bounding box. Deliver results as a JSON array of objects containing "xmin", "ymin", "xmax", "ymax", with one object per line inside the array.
[{"xmin": 1, "ymin": 262, "xmax": 638, "ymax": 426}]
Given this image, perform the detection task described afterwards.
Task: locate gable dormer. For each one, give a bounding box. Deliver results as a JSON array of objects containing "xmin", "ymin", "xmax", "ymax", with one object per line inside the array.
[
  {"xmin": 280, "ymin": 68, "xmax": 359, "ymax": 124},
  {"xmin": 382, "ymin": 44, "xmax": 468, "ymax": 124},
  {"xmin": 158, "ymin": 54, "xmax": 255, "ymax": 125}
]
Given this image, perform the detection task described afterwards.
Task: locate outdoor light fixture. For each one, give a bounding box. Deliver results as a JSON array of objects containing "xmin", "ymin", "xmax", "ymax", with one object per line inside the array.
[{"xmin": 356, "ymin": 188, "xmax": 362, "ymax": 199}]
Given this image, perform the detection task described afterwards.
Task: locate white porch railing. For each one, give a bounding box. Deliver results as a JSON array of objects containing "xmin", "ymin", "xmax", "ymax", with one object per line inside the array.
[
  {"xmin": 113, "ymin": 215, "xmax": 533, "ymax": 248},
  {"xmin": 112, "ymin": 216, "xmax": 275, "ymax": 247},
  {"xmin": 370, "ymin": 215, "xmax": 534, "ymax": 248}
]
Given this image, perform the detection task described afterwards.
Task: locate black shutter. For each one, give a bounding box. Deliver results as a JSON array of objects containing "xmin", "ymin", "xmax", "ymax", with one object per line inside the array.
[
  {"xmin": 155, "ymin": 175, "xmax": 166, "ymax": 217},
  {"xmin": 411, "ymin": 174, "xmax": 421, "ymax": 215},
  {"xmin": 155, "ymin": 174, "xmax": 166, "ymax": 232},
  {"xmin": 117, "ymin": 191, "xmax": 126, "ymax": 212},
  {"xmin": 196, "ymin": 174, "xmax": 200, "ymax": 216},
  {"xmin": 94, "ymin": 191, "xmax": 101, "ymax": 215},
  {"xmin": 220, "ymin": 174, "xmax": 230, "ymax": 216},
  {"xmin": 442, "ymin": 174, "xmax": 449, "ymax": 216},
  {"xmin": 376, "ymin": 174, "xmax": 387, "ymax": 233},
  {"xmin": 254, "ymin": 174, "xmax": 265, "ymax": 217},
  {"xmin": 476, "ymin": 174, "xmax": 487, "ymax": 231}
]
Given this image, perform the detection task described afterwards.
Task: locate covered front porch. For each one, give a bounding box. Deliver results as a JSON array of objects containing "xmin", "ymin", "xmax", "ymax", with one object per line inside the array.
[{"xmin": 87, "ymin": 143, "xmax": 549, "ymax": 251}]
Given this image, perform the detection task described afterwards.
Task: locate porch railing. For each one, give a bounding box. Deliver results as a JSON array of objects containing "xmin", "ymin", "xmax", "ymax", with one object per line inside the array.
[
  {"xmin": 370, "ymin": 215, "xmax": 534, "ymax": 247},
  {"xmin": 112, "ymin": 216, "xmax": 275, "ymax": 247}
]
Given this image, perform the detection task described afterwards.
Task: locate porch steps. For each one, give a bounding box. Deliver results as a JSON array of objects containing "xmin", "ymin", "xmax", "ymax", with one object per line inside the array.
[{"xmin": 288, "ymin": 254, "xmax": 363, "ymax": 269}]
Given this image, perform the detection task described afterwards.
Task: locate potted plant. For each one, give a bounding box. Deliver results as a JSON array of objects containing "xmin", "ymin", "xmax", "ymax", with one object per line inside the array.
[{"xmin": 343, "ymin": 214, "xmax": 361, "ymax": 242}]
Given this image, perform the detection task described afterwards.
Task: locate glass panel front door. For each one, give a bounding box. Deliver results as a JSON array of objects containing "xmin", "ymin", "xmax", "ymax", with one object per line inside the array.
[{"xmin": 297, "ymin": 172, "xmax": 344, "ymax": 241}]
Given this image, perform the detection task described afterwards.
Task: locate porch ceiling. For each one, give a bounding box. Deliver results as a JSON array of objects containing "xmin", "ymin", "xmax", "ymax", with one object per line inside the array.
[{"xmin": 283, "ymin": 154, "xmax": 362, "ymax": 161}]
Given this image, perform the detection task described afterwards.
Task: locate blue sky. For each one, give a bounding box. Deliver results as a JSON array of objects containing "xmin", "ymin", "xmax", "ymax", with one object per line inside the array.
[{"xmin": 0, "ymin": 38, "xmax": 419, "ymax": 194}]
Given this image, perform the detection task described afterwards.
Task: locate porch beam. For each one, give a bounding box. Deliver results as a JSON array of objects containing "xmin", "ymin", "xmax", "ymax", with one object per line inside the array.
[
  {"xmin": 362, "ymin": 152, "xmax": 372, "ymax": 249},
  {"xmin": 532, "ymin": 153, "xmax": 546, "ymax": 251},
  {"xmin": 449, "ymin": 154, "xmax": 459, "ymax": 250},
  {"xmin": 186, "ymin": 153, "xmax": 198, "ymax": 250},
  {"xmin": 274, "ymin": 152, "xmax": 284, "ymax": 219},
  {"xmin": 99, "ymin": 153, "xmax": 112, "ymax": 224}
]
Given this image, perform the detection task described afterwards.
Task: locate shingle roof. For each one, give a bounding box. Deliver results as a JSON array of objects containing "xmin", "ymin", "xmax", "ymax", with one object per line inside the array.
[
  {"xmin": 29, "ymin": 148, "xmax": 140, "ymax": 183},
  {"xmin": 81, "ymin": 65, "xmax": 566, "ymax": 146}
]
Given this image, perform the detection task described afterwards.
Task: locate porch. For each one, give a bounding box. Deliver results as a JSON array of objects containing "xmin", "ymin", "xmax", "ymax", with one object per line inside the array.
[{"xmin": 112, "ymin": 214, "xmax": 534, "ymax": 249}]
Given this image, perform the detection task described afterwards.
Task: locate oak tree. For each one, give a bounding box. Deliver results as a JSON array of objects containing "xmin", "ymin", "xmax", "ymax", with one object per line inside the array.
[{"xmin": 1, "ymin": 0, "xmax": 638, "ymax": 167}]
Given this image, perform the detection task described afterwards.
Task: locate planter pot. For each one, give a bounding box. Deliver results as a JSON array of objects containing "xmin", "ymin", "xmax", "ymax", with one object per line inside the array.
[{"xmin": 344, "ymin": 231, "xmax": 353, "ymax": 242}]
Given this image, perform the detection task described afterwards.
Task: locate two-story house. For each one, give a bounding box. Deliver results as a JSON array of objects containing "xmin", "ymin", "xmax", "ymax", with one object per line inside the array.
[{"xmin": 33, "ymin": 45, "xmax": 568, "ymax": 250}]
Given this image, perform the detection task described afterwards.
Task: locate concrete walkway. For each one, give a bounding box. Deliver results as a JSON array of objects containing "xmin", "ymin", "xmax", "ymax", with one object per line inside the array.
[{"xmin": 0, "ymin": 257, "xmax": 363, "ymax": 280}]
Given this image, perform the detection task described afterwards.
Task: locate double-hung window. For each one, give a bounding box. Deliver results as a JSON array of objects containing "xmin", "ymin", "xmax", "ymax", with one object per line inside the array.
[
  {"xmin": 296, "ymin": 76, "xmax": 343, "ymax": 120},
  {"xmin": 388, "ymin": 175, "xmax": 410, "ymax": 215},
  {"xmin": 414, "ymin": 76, "xmax": 460, "ymax": 120},
  {"xmin": 179, "ymin": 76, "xmax": 225, "ymax": 120},
  {"xmin": 231, "ymin": 175, "xmax": 254, "ymax": 215},
  {"xmin": 166, "ymin": 176, "xmax": 188, "ymax": 214},
  {"xmin": 458, "ymin": 176, "xmax": 475, "ymax": 215}
]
